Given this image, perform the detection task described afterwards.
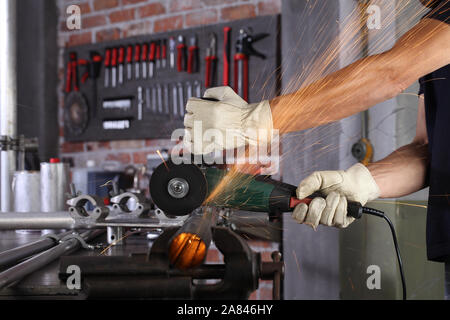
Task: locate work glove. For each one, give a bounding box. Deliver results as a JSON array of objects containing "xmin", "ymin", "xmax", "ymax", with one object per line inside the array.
[
  {"xmin": 183, "ymin": 86, "xmax": 273, "ymax": 154},
  {"xmin": 292, "ymin": 163, "xmax": 380, "ymax": 229}
]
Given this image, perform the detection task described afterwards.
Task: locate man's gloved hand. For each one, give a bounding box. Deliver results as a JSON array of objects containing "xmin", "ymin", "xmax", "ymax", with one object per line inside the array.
[
  {"xmin": 292, "ymin": 163, "xmax": 380, "ymax": 229},
  {"xmin": 183, "ymin": 86, "xmax": 273, "ymax": 154}
]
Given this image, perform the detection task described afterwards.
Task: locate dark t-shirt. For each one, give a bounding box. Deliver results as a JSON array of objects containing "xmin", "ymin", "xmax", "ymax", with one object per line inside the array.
[{"xmin": 418, "ymin": 0, "xmax": 450, "ymax": 262}]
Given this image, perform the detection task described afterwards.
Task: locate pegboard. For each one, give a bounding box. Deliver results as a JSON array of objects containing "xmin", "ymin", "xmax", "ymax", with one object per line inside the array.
[{"xmin": 63, "ymin": 15, "xmax": 280, "ymax": 142}]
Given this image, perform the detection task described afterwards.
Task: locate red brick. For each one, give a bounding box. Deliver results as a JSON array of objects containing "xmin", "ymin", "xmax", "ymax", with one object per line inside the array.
[
  {"xmin": 221, "ymin": 4, "xmax": 256, "ymax": 21},
  {"xmin": 82, "ymin": 14, "xmax": 107, "ymax": 28},
  {"xmin": 67, "ymin": 31, "xmax": 92, "ymax": 47},
  {"xmin": 78, "ymin": 2, "xmax": 92, "ymax": 13},
  {"xmin": 249, "ymin": 240, "xmax": 271, "ymax": 249},
  {"xmin": 106, "ymin": 152, "xmax": 131, "ymax": 164},
  {"xmin": 109, "ymin": 8, "xmax": 135, "ymax": 23},
  {"xmin": 138, "ymin": 2, "xmax": 166, "ymax": 18},
  {"xmin": 133, "ymin": 151, "xmax": 152, "ymax": 164},
  {"xmin": 123, "ymin": 0, "xmax": 147, "ymax": 5},
  {"xmin": 169, "ymin": 0, "xmax": 202, "ymax": 13},
  {"xmin": 93, "ymin": 0, "xmax": 119, "ymax": 11},
  {"xmin": 201, "ymin": 0, "xmax": 239, "ymax": 6},
  {"xmin": 257, "ymin": 0, "xmax": 281, "ymax": 15},
  {"xmin": 186, "ymin": 9, "xmax": 218, "ymax": 27},
  {"xmin": 95, "ymin": 28, "xmax": 121, "ymax": 42},
  {"xmin": 123, "ymin": 21, "xmax": 152, "ymax": 38},
  {"xmin": 110, "ymin": 140, "xmax": 144, "ymax": 149},
  {"xmin": 145, "ymin": 139, "xmax": 174, "ymax": 147},
  {"xmin": 154, "ymin": 15, "xmax": 183, "ymax": 33},
  {"xmin": 86, "ymin": 141, "xmax": 111, "ymax": 152},
  {"xmin": 61, "ymin": 142, "xmax": 85, "ymax": 153}
]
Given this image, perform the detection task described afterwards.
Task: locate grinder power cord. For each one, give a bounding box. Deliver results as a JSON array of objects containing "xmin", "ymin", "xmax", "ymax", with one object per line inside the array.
[{"xmin": 150, "ymin": 160, "xmax": 407, "ymax": 300}]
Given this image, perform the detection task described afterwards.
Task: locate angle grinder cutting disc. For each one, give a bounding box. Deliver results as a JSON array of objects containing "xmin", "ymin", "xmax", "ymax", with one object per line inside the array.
[{"xmin": 150, "ymin": 160, "xmax": 207, "ymax": 216}]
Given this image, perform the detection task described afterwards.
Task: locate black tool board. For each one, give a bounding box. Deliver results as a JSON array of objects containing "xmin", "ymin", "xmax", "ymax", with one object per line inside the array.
[{"xmin": 63, "ymin": 14, "xmax": 280, "ymax": 142}]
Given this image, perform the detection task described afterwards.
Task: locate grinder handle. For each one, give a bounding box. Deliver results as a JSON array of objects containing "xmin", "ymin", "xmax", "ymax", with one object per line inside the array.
[{"xmin": 289, "ymin": 194, "xmax": 363, "ymax": 219}]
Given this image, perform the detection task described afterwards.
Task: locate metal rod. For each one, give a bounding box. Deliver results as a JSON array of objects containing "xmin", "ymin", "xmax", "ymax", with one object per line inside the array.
[
  {"xmin": 0, "ymin": 212, "xmax": 78, "ymax": 230},
  {"xmin": 0, "ymin": 230, "xmax": 104, "ymax": 290},
  {"xmin": 0, "ymin": 0, "xmax": 18, "ymax": 212},
  {"xmin": 0, "ymin": 230, "xmax": 73, "ymax": 269}
]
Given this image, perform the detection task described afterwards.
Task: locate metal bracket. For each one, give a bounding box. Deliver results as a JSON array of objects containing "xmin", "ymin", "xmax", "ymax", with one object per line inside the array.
[
  {"xmin": 67, "ymin": 194, "xmax": 109, "ymax": 221},
  {"xmin": 60, "ymin": 233, "xmax": 104, "ymax": 250},
  {"xmin": 110, "ymin": 192, "xmax": 150, "ymax": 217}
]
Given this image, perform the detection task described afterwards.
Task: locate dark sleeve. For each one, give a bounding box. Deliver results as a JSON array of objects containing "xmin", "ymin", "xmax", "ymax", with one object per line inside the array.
[{"xmin": 423, "ymin": 1, "xmax": 450, "ymax": 24}]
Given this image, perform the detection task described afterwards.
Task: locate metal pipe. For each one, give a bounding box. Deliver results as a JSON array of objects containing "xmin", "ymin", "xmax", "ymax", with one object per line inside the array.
[
  {"xmin": 0, "ymin": 230, "xmax": 104, "ymax": 290},
  {"xmin": 0, "ymin": 0, "xmax": 18, "ymax": 212},
  {"xmin": 0, "ymin": 212, "xmax": 78, "ymax": 230},
  {"xmin": 0, "ymin": 230, "xmax": 73, "ymax": 269}
]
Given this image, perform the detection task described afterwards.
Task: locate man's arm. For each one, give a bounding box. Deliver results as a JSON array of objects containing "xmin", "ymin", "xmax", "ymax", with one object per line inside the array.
[
  {"xmin": 292, "ymin": 96, "xmax": 429, "ymax": 228},
  {"xmin": 367, "ymin": 96, "xmax": 429, "ymax": 198},
  {"xmin": 271, "ymin": 18, "xmax": 450, "ymax": 132}
]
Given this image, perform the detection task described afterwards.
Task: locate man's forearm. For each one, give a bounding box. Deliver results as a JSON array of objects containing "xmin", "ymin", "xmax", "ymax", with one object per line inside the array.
[
  {"xmin": 270, "ymin": 18, "xmax": 450, "ymax": 133},
  {"xmin": 367, "ymin": 142, "xmax": 429, "ymax": 198}
]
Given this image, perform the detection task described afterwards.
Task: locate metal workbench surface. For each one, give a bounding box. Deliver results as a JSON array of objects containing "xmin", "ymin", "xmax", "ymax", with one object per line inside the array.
[{"xmin": 0, "ymin": 230, "xmax": 152, "ymax": 299}]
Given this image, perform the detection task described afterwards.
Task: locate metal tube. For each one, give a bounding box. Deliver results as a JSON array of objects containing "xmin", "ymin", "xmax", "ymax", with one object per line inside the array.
[
  {"xmin": 0, "ymin": 212, "xmax": 77, "ymax": 230},
  {"xmin": 0, "ymin": 230, "xmax": 104, "ymax": 290},
  {"xmin": 0, "ymin": 230, "xmax": 73, "ymax": 269},
  {"xmin": 0, "ymin": 0, "xmax": 18, "ymax": 212}
]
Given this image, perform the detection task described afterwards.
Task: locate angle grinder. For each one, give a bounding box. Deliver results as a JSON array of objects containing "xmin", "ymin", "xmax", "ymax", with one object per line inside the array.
[{"xmin": 149, "ymin": 159, "xmax": 364, "ymax": 219}]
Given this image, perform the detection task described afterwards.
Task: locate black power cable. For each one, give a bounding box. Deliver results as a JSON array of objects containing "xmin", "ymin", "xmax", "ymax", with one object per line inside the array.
[{"xmin": 362, "ymin": 207, "xmax": 406, "ymax": 300}]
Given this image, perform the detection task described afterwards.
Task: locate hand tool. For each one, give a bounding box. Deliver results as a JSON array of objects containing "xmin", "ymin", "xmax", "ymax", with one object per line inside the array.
[
  {"xmin": 103, "ymin": 119, "xmax": 130, "ymax": 130},
  {"xmin": 162, "ymin": 39, "xmax": 167, "ymax": 68},
  {"xmin": 111, "ymin": 47, "xmax": 118, "ymax": 88},
  {"xmin": 118, "ymin": 46, "xmax": 125, "ymax": 85},
  {"xmin": 194, "ymin": 80, "xmax": 202, "ymax": 97},
  {"xmin": 152, "ymin": 86, "xmax": 157, "ymax": 113},
  {"xmin": 145, "ymin": 87, "xmax": 151, "ymax": 110},
  {"xmin": 156, "ymin": 40, "xmax": 161, "ymax": 69},
  {"xmin": 102, "ymin": 99, "xmax": 132, "ymax": 110},
  {"xmin": 149, "ymin": 41, "xmax": 156, "ymax": 78},
  {"xmin": 177, "ymin": 35, "xmax": 187, "ymax": 72},
  {"xmin": 126, "ymin": 45, "xmax": 133, "ymax": 81},
  {"xmin": 150, "ymin": 159, "xmax": 364, "ymax": 218},
  {"xmin": 141, "ymin": 43, "xmax": 148, "ymax": 79},
  {"xmin": 65, "ymin": 52, "xmax": 79, "ymax": 93},
  {"xmin": 177, "ymin": 82, "xmax": 184, "ymax": 116},
  {"xmin": 134, "ymin": 44, "xmax": 141, "ymax": 80},
  {"xmin": 88, "ymin": 51, "xmax": 102, "ymax": 118},
  {"xmin": 103, "ymin": 48, "xmax": 111, "ymax": 88},
  {"xmin": 137, "ymin": 86, "xmax": 143, "ymax": 121},
  {"xmin": 172, "ymin": 84, "xmax": 178, "ymax": 117},
  {"xmin": 205, "ymin": 33, "xmax": 217, "ymax": 88},
  {"xmin": 169, "ymin": 37, "xmax": 176, "ymax": 69},
  {"xmin": 151, "ymin": 165, "xmax": 407, "ymax": 298},
  {"xmin": 234, "ymin": 28, "xmax": 268, "ymax": 101},
  {"xmin": 223, "ymin": 26, "xmax": 231, "ymax": 86},
  {"xmin": 187, "ymin": 35, "xmax": 199, "ymax": 74},
  {"xmin": 157, "ymin": 84, "xmax": 163, "ymax": 114},
  {"xmin": 64, "ymin": 91, "xmax": 89, "ymax": 136},
  {"xmin": 163, "ymin": 84, "xmax": 169, "ymax": 114},
  {"xmin": 186, "ymin": 82, "xmax": 192, "ymax": 100}
]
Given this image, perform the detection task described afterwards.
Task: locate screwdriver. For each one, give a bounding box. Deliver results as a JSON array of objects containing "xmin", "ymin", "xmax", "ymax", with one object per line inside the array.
[
  {"xmin": 111, "ymin": 47, "xmax": 118, "ymax": 88},
  {"xmin": 134, "ymin": 44, "xmax": 141, "ymax": 80},
  {"xmin": 126, "ymin": 45, "xmax": 133, "ymax": 81},
  {"xmin": 118, "ymin": 46, "xmax": 125, "ymax": 85},
  {"xmin": 141, "ymin": 43, "xmax": 148, "ymax": 79},
  {"xmin": 104, "ymin": 48, "xmax": 111, "ymax": 88}
]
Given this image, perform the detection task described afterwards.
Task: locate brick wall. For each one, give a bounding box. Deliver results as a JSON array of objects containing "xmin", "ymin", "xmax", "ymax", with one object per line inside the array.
[{"xmin": 57, "ymin": 0, "xmax": 281, "ymax": 300}]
